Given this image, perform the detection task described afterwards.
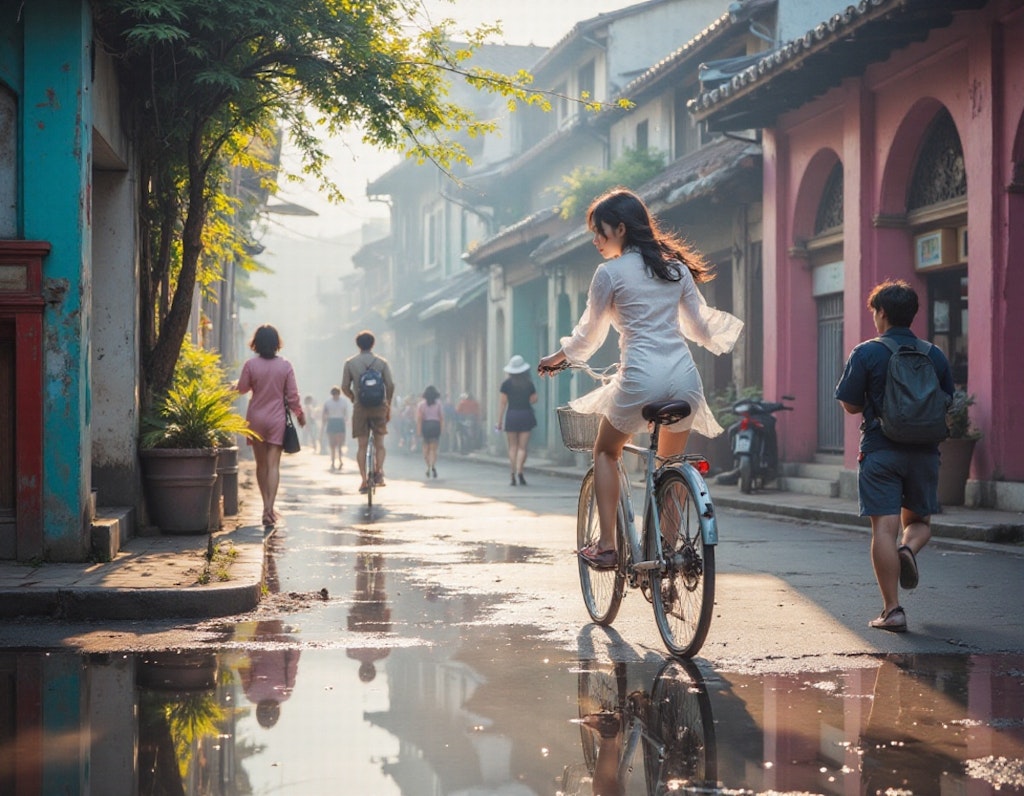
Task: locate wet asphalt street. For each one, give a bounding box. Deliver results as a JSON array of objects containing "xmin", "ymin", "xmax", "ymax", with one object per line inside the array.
[{"xmin": 3, "ymin": 444, "xmax": 1024, "ymax": 793}]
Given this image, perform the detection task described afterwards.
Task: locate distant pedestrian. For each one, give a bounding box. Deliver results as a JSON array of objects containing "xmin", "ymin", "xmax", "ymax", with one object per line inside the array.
[
  {"xmin": 301, "ymin": 395, "xmax": 320, "ymax": 451},
  {"xmin": 341, "ymin": 330, "xmax": 395, "ymax": 494},
  {"xmin": 497, "ymin": 354, "xmax": 537, "ymax": 486},
  {"xmin": 416, "ymin": 385, "xmax": 444, "ymax": 478},
  {"xmin": 235, "ymin": 324, "xmax": 305, "ymax": 528},
  {"xmin": 322, "ymin": 386, "xmax": 349, "ymax": 472},
  {"xmin": 835, "ymin": 279, "xmax": 954, "ymax": 632}
]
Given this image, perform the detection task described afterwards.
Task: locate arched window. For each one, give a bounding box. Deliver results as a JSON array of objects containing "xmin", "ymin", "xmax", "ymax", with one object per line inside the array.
[
  {"xmin": 814, "ymin": 162, "xmax": 843, "ymax": 234},
  {"xmin": 908, "ymin": 108, "xmax": 966, "ymax": 210}
]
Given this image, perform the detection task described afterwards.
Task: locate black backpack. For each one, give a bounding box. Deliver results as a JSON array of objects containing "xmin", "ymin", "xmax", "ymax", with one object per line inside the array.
[
  {"xmin": 874, "ymin": 337, "xmax": 951, "ymax": 444},
  {"xmin": 357, "ymin": 358, "xmax": 386, "ymax": 407}
]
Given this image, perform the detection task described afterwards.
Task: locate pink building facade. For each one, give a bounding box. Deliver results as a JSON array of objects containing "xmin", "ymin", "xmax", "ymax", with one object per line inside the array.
[{"xmin": 693, "ymin": 0, "xmax": 1024, "ymax": 509}]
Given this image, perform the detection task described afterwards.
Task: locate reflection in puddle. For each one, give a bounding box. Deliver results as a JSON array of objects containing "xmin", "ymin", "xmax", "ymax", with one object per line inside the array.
[{"xmin": 1, "ymin": 650, "xmax": 1023, "ymax": 793}]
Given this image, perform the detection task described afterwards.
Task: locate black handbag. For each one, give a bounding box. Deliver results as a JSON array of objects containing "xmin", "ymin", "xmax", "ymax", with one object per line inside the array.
[{"xmin": 283, "ymin": 404, "xmax": 301, "ymax": 454}]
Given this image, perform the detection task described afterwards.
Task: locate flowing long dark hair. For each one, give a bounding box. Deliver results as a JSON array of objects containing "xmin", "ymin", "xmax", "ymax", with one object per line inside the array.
[{"xmin": 586, "ymin": 188, "xmax": 714, "ymax": 284}]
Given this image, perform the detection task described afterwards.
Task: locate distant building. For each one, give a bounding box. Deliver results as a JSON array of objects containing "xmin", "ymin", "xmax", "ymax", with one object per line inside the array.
[{"xmin": 691, "ymin": 0, "xmax": 1024, "ymax": 508}]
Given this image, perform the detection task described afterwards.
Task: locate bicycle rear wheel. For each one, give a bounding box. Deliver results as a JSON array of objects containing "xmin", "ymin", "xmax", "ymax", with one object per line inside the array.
[
  {"xmin": 643, "ymin": 657, "xmax": 717, "ymax": 794},
  {"xmin": 365, "ymin": 430, "xmax": 376, "ymax": 508},
  {"xmin": 576, "ymin": 659, "xmax": 626, "ymax": 774},
  {"xmin": 646, "ymin": 469, "xmax": 715, "ymax": 658},
  {"xmin": 577, "ymin": 467, "xmax": 625, "ymax": 625}
]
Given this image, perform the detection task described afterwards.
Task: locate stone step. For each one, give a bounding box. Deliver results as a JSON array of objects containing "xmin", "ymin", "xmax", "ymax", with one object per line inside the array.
[
  {"xmin": 783, "ymin": 461, "xmax": 844, "ymax": 481},
  {"xmin": 779, "ymin": 475, "xmax": 840, "ymax": 498},
  {"xmin": 91, "ymin": 507, "xmax": 135, "ymax": 562}
]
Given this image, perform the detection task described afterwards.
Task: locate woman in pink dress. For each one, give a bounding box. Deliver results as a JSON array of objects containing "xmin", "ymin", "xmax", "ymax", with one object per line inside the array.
[{"xmin": 236, "ymin": 325, "xmax": 305, "ymax": 527}]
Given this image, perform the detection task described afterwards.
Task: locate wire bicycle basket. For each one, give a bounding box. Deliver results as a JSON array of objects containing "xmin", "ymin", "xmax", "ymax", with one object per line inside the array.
[{"xmin": 557, "ymin": 406, "xmax": 601, "ymax": 452}]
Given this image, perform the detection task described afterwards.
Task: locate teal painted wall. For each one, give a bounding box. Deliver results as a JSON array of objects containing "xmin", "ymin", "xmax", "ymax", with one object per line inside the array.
[
  {"xmin": 22, "ymin": 1, "xmax": 92, "ymax": 557},
  {"xmin": 511, "ymin": 278, "xmax": 550, "ymax": 442},
  {"xmin": 43, "ymin": 654, "xmax": 88, "ymax": 793}
]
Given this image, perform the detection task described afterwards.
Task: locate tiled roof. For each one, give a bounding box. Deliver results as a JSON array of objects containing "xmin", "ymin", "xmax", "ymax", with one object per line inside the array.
[
  {"xmin": 462, "ymin": 207, "xmax": 563, "ymax": 266},
  {"xmin": 689, "ymin": 0, "xmax": 989, "ymax": 131},
  {"xmin": 603, "ymin": 0, "xmax": 775, "ymax": 114}
]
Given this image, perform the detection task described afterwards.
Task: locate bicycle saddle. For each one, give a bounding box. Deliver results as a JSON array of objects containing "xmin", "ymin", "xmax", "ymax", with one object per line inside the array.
[{"xmin": 642, "ymin": 400, "xmax": 692, "ymax": 425}]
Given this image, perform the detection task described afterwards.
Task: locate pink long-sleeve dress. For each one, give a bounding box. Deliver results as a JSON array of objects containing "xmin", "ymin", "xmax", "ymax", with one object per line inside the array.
[{"xmin": 236, "ymin": 355, "xmax": 302, "ymax": 446}]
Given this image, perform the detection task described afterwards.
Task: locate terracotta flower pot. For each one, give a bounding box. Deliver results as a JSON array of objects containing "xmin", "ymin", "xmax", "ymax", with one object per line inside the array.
[
  {"xmin": 937, "ymin": 436, "xmax": 979, "ymax": 506},
  {"xmin": 140, "ymin": 448, "xmax": 218, "ymax": 534}
]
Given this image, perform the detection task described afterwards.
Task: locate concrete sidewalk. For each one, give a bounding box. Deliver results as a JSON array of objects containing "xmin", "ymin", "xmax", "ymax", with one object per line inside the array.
[
  {"xmin": 479, "ymin": 451, "xmax": 1024, "ymax": 545},
  {"xmin": 0, "ymin": 460, "xmax": 268, "ymax": 621},
  {"xmin": 0, "ymin": 453, "xmax": 1020, "ymax": 622}
]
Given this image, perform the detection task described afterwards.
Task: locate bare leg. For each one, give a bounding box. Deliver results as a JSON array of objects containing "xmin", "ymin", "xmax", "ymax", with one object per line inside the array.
[
  {"xmin": 264, "ymin": 444, "xmax": 283, "ymax": 519},
  {"xmin": 513, "ymin": 431, "xmax": 531, "ymax": 474},
  {"xmin": 505, "ymin": 431, "xmax": 518, "ymax": 477},
  {"xmin": 900, "ymin": 508, "xmax": 932, "ymax": 553},
  {"xmin": 593, "ymin": 419, "xmax": 631, "ymax": 551},
  {"xmin": 657, "ymin": 427, "xmax": 690, "ymax": 458},
  {"xmin": 356, "ymin": 435, "xmax": 369, "ymax": 486},
  {"xmin": 374, "ymin": 431, "xmax": 386, "ymax": 477},
  {"xmin": 869, "ymin": 514, "xmax": 902, "ymax": 613},
  {"xmin": 252, "ymin": 440, "xmax": 271, "ymax": 516}
]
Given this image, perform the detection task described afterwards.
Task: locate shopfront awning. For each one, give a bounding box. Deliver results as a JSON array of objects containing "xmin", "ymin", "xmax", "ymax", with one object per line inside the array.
[{"xmin": 417, "ymin": 273, "xmax": 488, "ymax": 321}]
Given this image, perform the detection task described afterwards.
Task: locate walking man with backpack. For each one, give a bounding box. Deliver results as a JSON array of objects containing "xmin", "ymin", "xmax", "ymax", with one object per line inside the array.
[
  {"xmin": 835, "ymin": 279, "xmax": 954, "ymax": 632},
  {"xmin": 342, "ymin": 330, "xmax": 395, "ymax": 494}
]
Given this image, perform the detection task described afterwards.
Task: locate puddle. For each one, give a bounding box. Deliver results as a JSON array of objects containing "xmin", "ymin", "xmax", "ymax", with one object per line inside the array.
[{"xmin": 3, "ymin": 646, "xmax": 1023, "ymax": 794}]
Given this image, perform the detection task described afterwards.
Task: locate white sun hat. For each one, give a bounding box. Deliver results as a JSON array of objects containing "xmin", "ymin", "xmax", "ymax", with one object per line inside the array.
[{"xmin": 503, "ymin": 354, "xmax": 531, "ymax": 374}]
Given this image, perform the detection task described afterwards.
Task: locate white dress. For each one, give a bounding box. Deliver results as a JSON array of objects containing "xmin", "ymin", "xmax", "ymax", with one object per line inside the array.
[{"xmin": 561, "ymin": 250, "xmax": 743, "ymax": 438}]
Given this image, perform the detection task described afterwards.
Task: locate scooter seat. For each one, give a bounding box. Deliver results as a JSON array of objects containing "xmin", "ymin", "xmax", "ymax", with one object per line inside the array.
[{"xmin": 642, "ymin": 400, "xmax": 692, "ymax": 425}]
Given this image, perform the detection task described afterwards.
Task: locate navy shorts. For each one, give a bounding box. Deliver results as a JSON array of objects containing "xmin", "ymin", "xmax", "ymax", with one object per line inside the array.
[{"xmin": 858, "ymin": 447, "xmax": 940, "ymax": 517}]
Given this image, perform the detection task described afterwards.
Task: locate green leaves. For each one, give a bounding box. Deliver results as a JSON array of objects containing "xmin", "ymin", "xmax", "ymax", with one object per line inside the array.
[
  {"xmin": 141, "ymin": 336, "xmax": 257, "ymax": 448},
  {"xmin": 554, "ymin": 147, "xmax": 667, "ymax": 220},
  {"xmin": 141, "ymin": 381, "xmax": 256, "ymax": 449}
]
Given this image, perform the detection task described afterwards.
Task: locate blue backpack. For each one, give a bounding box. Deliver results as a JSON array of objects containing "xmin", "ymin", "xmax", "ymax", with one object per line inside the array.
[{"xmin": 357, "ymin": 359, "xmax": 386, "ymax": 407}]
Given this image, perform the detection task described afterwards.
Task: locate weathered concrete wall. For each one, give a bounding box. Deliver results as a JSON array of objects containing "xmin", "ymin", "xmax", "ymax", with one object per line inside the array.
[{"xmin": 91, "ymin": 166, "xmax": 141, "ymax": 516}]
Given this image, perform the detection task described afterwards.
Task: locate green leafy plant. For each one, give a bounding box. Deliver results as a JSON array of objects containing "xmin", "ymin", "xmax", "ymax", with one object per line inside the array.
[
  {"xmin": 708, "ymin": 384, "xmax": 763, "ymax": 429},
  {"xmin": 554, "ymin": 147, "xmax": 667, "ymax": 220},
  {"xmin": 946, "ymin": 389, "xmax": 981, "ymax": 439},
  {"xmin": 142, "ymin": 335, "xmax": 254, "ymax": 448},
  {"xmin": 141, "ymin": 381, "xmax": 256, "ymax": 449}
]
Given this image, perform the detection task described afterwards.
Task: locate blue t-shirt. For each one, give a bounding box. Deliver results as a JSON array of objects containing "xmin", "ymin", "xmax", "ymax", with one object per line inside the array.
[{"xmin": 834, "ymin": 327, "xmax": 955, "ymax": 453}]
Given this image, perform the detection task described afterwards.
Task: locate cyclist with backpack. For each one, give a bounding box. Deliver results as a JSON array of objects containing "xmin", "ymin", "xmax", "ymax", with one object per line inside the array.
[
  {"xmin": 835, "ymin": 279, "xmax": 954, "ymax": 633},
  {"xmin": 342, "ymin": 330, "xmax": 395, "ymax": 494}
]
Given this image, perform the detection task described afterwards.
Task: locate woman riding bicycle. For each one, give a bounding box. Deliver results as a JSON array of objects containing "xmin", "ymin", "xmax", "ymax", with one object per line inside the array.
[{"xmin": 538, "ymin": 188, "xmax": 742, "ymax": 569}]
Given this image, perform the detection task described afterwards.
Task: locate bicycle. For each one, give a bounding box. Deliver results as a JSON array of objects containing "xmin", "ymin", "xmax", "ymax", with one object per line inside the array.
[
  {"xmin": 547, "ymin": 362, "xmax": 718, "ymax": 658},
  {"xmin": 571, "ymin": 656, "xmax": 717, "ymax": 795},
  {"xmin": 363, "ymin": 419, "xmax": 380, "ymax": 508}
]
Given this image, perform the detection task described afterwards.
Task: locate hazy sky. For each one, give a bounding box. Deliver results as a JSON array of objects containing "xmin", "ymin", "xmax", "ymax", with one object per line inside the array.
[{"xmin": 263, "ymin": 0, "xmax": 633, "ymax": 242}]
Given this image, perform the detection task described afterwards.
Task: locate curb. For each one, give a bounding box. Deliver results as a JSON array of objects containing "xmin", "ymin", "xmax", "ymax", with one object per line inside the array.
[{"xmin": 0, "ymin": 522, "xmax": 267, "ymax": 621}]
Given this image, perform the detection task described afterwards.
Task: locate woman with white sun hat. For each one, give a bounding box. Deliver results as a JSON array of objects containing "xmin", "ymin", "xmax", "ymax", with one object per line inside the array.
[{"xmin": 497, "ymin": 354, "xmax": 538, "ymax": 486}]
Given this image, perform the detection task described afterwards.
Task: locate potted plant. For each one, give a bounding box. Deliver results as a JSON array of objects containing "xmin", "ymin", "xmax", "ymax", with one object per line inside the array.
[
  {"xmin": 140, "ymin": 380, "xmax": 256, "ymax": 533},
  {"xmin": 938, "ymin": 389, "xmax": 982, "ymax": 506}
]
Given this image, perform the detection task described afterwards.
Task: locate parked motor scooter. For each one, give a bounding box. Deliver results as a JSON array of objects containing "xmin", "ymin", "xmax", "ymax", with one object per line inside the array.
[{"xmin": 717, "ymin": 395, "xmax": 794, "ymax": 494}]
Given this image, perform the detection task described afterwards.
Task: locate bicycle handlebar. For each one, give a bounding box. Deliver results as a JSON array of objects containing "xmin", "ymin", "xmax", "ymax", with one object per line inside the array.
[{"xmin": 538, "ymin": 359, "xmax": 617, "ymax": 382}]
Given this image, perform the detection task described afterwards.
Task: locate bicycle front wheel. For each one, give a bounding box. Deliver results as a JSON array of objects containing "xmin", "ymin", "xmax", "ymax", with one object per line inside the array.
[
  {"xmin": 646, "ymin": 469, "xmax": 715, "ymax": 658},
  {"xmin": 365, "ymin": 431, "xmax": 376, "ymax": 508},
  {"xmin": 577, "ymin": 467, "xmax": 625, "ymax": 625}
]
